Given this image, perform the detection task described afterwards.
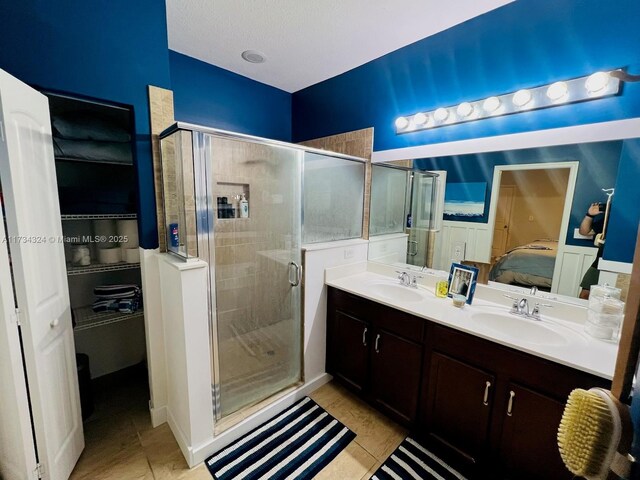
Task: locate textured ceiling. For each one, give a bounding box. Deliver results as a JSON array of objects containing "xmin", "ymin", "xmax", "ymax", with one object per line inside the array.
[{"xmin": 166, "ymin": 1, "xmax": 513, "ymax": 93}]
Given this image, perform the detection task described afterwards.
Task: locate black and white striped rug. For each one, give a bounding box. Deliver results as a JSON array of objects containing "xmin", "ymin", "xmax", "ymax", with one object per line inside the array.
[
  {"xmin": 205, "ymin": 396, "xmax": 355, "ymax": 480},
  {"xmin": 371, "ymin": 437, "xmax": 467, "ymax": 480}
]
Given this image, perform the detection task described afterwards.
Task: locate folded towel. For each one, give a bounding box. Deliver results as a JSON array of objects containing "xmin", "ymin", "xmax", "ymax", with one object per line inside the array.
[
  {"xmin": 94, "ymin": 284, "xmax": 141, "ymax": 299},
  {"xmin": 92, "ymin": 297, "xmax": 140, "ymax": 314}
]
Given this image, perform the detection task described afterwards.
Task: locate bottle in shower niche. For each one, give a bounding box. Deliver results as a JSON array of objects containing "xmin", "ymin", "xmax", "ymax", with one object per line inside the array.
[{"xmin": 239, "ymin": 193, "xmax": 249, "ymax": 218}]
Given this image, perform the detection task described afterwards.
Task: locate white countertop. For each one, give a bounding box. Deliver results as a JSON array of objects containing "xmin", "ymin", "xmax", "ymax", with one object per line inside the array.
[{"xmin": 325, "ymin": 262, "xmax": 618, "ymax": 380}]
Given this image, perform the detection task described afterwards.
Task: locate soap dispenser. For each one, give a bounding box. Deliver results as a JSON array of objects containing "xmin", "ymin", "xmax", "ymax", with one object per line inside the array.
[{"xmin": 239, "ymin": 193, "xmax": 249, "ymax": 218}]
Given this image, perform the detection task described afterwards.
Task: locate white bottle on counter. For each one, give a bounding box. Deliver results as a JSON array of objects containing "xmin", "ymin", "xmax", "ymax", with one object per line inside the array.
[{"xmin": 240, "ymin": 193, "xmax": 249, "ymax": 218}]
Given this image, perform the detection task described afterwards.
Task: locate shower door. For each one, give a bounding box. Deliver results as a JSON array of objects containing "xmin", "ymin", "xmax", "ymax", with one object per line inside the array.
[
  {"xmin": 407, "ymin": 172, "xmax": 438, "ymax": 268},
  {"xmin": 198, "ymin": 134, "xmax": 303, "ymax": 419}
]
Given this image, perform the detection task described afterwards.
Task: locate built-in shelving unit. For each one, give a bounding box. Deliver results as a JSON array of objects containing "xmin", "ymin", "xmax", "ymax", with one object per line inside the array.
[
  {"xmin": 67, "ymin": 262, "xmax": 140, "ymax": 276},
  {"xmin": 73, "ymin": 305, "xmax": 144, "ymax": 331},
  {"xmin": 47, "ymin": 90, "xmax": 146, "ymax": 377},
  {"xmin": 61, "ymin": 213, "xmax": 137, "ymax": 221}
]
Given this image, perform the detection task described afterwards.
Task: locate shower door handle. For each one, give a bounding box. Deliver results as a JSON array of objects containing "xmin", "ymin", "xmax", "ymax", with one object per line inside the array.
[{"xmin": 289, "ymin": 261, "xmax": 302, "ymax": 287}]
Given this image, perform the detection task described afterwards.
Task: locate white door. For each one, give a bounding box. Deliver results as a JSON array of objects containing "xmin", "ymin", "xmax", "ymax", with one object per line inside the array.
[
  {"xmin": 492, "ymin": 185, "xmax": 515, "ymax": 259},
  {"xmin": 0, "ymin": 196, "xmax": 38, "ymax": 480},
  {"xmin": 0, "ymin": 69, "xmax": 84, "ymax": 480}
]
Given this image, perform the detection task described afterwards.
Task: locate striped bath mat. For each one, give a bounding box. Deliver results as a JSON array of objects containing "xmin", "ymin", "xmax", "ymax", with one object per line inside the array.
[
  {"xmin": 206, "ymin": 396, "xmax": 355, "ymax": 479},
  {"xmin": 371, "ymin": 437, "xmax": 466, "ymax": 480}
]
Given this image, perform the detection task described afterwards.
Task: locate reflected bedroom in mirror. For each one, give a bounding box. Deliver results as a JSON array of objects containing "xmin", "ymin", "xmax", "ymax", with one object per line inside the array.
[{"xmin": 369, "ymin": 137, "xmax": 639, "ymax": 304}]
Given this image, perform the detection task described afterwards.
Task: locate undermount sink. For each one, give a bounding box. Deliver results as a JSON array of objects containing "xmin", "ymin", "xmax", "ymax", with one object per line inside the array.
[
  {"xmin": 367, "ymin": 282, "xmax": 425, "ymax": 303},
  {"xmin": 470, "ymin": 312, "xmax": 570, "ymax": 347}
]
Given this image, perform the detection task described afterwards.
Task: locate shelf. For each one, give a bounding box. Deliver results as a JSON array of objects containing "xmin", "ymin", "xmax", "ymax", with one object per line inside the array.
[
  {"xmin": 67, "ymin": 262, "xmax": 140, "ymax": 276},
  {"xmin": 55, "ymin": 156, "xmax": 133, "ymax": 166},
  {"xmin": 73, "ymin": 306, "xmax": 143, "ymax": 331},
  {"xmin": 61, "ymin": 213, "xmax": 137, "ymax": 220}
]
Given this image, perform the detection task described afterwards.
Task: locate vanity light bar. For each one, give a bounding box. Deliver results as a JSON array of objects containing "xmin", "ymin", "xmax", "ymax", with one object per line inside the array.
[{"xmin": 395, "ymin": 70, "xmax": 622, "ymax": 134}]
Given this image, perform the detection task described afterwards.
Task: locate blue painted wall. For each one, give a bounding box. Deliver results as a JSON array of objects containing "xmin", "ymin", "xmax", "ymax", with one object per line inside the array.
[
  {"xmin": 415, "ymin": 141, "xmax": 622, "ymax": 249},
  {"xmin": 604, "ymin": 139, "xmax": 640, "ymax": 262},
  {"xmin": 292, "ymin": 0, "xmax": 640, "ymax": 150},
  {"xmin": 170, "ymin": 51, "xmax": 292, "ymax": 142},
  {"xmin": 292, "ymin": 0, "xmax": 640, "ymax": 262},
  {"xmin": 0, "ymin": 0, "xmax": 172, "ymax": 249}
]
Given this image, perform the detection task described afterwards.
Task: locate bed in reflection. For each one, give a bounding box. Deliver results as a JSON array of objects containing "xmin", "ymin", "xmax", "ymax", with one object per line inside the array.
[{"xmin": 489, "ymin": 240, "xmax": 558, "ymax": 291}]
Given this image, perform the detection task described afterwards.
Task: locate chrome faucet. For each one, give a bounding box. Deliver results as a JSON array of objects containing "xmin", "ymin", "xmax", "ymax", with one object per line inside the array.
[
  {"xmin": 504, "ymin": 294, "xmax": 552, "ymax": 321},
  {"xmin": 396, "ymin": 271, "xmax": 411, "ymax": 286},
  {"xmin": 395, "ymin": 271, "xmax": 423, "ymax": 288},
  {"xmin": 530, "ymin": 286, "xmax": 538, "ymax": 296}
]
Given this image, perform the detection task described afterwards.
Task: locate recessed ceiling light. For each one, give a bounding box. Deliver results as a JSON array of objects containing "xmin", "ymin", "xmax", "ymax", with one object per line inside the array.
[{"xmin": 241, "ymin": 50, "xmax": 266, "ymax": 64}]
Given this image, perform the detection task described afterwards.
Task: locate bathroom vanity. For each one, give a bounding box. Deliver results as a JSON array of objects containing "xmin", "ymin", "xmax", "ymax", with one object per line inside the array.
[{"xmin": 325, "ymin": 264, "xmax": 616, "ymax": 479}]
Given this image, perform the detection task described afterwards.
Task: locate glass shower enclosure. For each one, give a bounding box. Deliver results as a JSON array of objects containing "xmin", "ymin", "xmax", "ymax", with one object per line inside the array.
[{"xmin": 159, "ymin": 123, "xmax": 365, "ymax": 422}]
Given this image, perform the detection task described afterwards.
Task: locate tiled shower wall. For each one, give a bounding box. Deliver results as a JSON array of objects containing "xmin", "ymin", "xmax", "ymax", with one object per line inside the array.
[
  {"xmin": 149, "ymin": 85, "xmax": 176, "ymax": 252},
  {"xmin": 211, "ymin": 139, "xmax": 299, "ymax": 345}
]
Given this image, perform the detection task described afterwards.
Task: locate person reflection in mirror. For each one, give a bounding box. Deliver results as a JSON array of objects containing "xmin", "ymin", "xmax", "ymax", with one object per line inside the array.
[{"xmin": 578, "ymin": 202, "xmax": 605, "ymax": 299}]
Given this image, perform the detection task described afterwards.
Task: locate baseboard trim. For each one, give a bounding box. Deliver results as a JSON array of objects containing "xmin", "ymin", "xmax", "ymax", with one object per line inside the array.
[
  {"xmin": 150, "ymin": 404, "xmax": 167, "ymax": 428},
  {"xmin": 187, "ymin": 373, "xmax": 332, "ymax": 468},
  {"xmin": 167, "ymin": 408, "xmax": 195, "ymax": 466}
]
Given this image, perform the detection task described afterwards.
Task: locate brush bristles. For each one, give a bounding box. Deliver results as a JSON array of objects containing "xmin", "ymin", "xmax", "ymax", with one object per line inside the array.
[{"xmin": 558, "ymin": 389, "xmax": 614, "ymax": 477}]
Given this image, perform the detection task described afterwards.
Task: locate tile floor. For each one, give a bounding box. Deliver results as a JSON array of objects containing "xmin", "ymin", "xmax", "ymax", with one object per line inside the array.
[{"xmin": 70, "ymin": 370, "xmax": 407, "ymax": 480}]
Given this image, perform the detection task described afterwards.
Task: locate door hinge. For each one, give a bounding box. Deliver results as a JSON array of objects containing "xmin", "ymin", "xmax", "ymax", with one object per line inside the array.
[
  {"xmin": 34, "ymin": 462, "xmax": 44, "ymax": 479},
  {"xmin": 12, "ymin": 307, "xmax": 21, "ymax": 326}
]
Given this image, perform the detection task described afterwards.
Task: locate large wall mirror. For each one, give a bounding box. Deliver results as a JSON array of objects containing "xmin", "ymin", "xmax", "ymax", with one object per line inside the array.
[{"xmin": 368, "ymin": 121, "xmax": 640, "ymax": 304}]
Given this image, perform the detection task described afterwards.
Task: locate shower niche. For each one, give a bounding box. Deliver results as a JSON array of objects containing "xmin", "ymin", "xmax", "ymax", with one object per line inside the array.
[
  {"xmin": 159, "ymin": 123, "xmax": 365, "ymax": 424},
  {"xmin": 216, "ymin": 182, "xmax": 250, "ymax": 220}
]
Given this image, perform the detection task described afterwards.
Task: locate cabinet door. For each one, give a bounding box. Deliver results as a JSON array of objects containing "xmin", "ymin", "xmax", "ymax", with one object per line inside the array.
[
  {"xmin": 329, "ymin": 310, "xmax": 370, "ymax": 393},
  {"xmin": 424, "ymin": 353, "xmax": 495, "ymax": 467},
  {"xmin": 370, "ymin": 329, "xmax": 422, "ymax": 424},
  {"xmin": 498, "ymin": 383, "xmax": 571, "ymax": 480}
]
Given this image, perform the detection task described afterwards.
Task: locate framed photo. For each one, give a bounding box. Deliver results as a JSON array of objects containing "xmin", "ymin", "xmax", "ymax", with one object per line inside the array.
[{"xmin": 447, "ymin": 263, "xmax": 479, "ymax": 304}]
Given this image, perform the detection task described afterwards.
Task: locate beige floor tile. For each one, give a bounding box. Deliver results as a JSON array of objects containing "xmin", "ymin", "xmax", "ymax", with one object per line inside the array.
[
  {"xmin": 310, "ymin": 383, "xmax": 407, "ymax": 461},
  {"xmin": 362, "ymin": 460, "xmax": 382, "ymax": 480},
  {"xmin": 71, "ymin": 373, "xmax": 406, "ymax": 480},
  {"xmin": 70, "ymin": 446, "xmax": 153, "ymax": 480},
  {"xmin": 314, "ymin": 442, "xmax": 377, "ymax": 480}
]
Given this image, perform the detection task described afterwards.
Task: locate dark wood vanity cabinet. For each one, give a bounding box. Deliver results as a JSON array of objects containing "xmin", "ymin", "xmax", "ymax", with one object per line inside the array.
[
  {"xmin": 370, "ymin": 328, "xmax": 423, "ymax": 423},
  {"xmin": 331, "ymin": 310, "xmax": 370, "ymax": 392},
  {"xmin": 423, "ymin": 353, "xmax": 495, "ymax": 468},
  {"xmin": 421, "ymin": 325, "xmax": 609, "ymax": 479},
  {"xmin": 497, "ymin": 383, "xmax": 568, "ymax": 480},
  {"xmin": 326, "ymin": 287, "xmax": 611, "ymax": 479},
  {"xmin": 327, "ymin": 288, "xmax": 424, "ymax": 424}
]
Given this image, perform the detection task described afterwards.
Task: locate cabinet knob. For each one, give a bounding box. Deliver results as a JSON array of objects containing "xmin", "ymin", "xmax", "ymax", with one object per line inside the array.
[
  {"xmin": 362, "ymin": 327, "xmax": 367, "ymax": 347},
  {"xmin": 374, "ymin": 334, "xmax": 381, "ymax": 353},
  {"xmin": 507, "ymin": 390, "xmax": 515, "ymax": 416},
  {"xmin": 483, "ymin": 381, "xmax": 491, "ymax": 406},
  {"xmin": 50, "ymin": 318, "xmax": 59, "ymax": 328}
]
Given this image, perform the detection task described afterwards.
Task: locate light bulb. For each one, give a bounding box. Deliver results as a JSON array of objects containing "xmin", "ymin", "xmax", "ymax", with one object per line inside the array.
[
  {"xmin": 513, "ymin": 89, "xmax": 532, "ymax": 107},
  {"xmin": 395, "ymin": 116, "xmax": 409, "ymax": 129},
  {"xmin": 434, "ymin": 107, "xmax": 449, "ymax": 122},
  {"xmin": 546, "ymin": 81, "xmax": 568, "ymax": 101},
  {"xmin": 585, "ymin": 72, "xmax": 610, "ymax": 94},
  {"xmin": 483, "ymin": 96, "xmax": 501, "ymax": 113},
  {"xmin": 456, "ymin": 102, "xmax": 474, "ymax": 118},
  {"xmin": 413, "ymin": 112, "xmax": 429, "ymax": 126}
]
